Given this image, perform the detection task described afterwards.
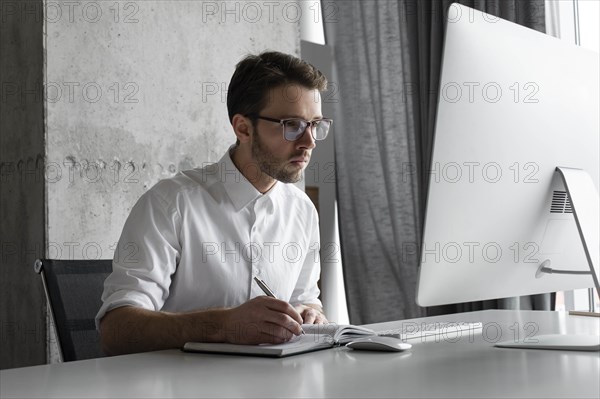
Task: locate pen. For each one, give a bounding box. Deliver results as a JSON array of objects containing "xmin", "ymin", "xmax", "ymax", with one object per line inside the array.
[{"xmin": 253, "ymin": 276, "xmax": 305, "ymax": 335}]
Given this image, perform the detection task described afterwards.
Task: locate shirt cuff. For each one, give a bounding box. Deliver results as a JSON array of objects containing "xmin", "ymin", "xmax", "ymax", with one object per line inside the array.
[{"xmin": 95, "ymin": 290, "xmax": 156, "ymax": 330}]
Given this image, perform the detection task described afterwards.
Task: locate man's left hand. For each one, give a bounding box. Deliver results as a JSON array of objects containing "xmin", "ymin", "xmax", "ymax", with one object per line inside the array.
[{"xmin": 295, "ymin": 304, "xmax": 328, "ymax": 324}]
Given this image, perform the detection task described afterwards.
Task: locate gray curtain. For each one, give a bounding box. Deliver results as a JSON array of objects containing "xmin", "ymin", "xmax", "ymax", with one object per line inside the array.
[{"xmin": 324, "ymin": 0, "xmax": 548, "ymax": 324}]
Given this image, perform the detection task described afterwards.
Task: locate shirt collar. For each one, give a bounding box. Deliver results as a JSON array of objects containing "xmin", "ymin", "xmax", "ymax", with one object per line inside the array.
[{"xmin": 220, "ymin": 147, "xmax": 279, "ymax": 212}]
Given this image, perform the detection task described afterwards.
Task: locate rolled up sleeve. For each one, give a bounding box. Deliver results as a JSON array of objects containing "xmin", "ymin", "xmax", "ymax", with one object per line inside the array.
[{"xmin": 95, "ymin": 188, "xmax": 181, "ymax": 329}]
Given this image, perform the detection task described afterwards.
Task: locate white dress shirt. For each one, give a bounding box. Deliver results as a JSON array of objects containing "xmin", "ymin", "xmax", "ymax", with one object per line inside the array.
[{"xmin": 96, "ymin": 148, "xmax": 322, "ymax": 327}]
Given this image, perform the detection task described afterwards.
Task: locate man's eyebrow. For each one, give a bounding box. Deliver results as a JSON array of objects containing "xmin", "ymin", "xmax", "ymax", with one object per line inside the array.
[{"xmin": 279, "ymin": 114, "xmax": 324, "ymax": 120}]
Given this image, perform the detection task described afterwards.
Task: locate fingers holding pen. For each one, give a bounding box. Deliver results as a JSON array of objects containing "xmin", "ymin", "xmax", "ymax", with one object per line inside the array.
[
  {"xmin": 223, "ymin": 296, "xmax": 304, "ymax": 344},
  {"xmin": 253, "ymin": 276, "xmax": 305, "ymax": 333},
  {"xmin": 257, "ymin": 296, "xmax": 305, "ymax": 336},
  {"xmin": 263, "ymin": 296, "xmax": 304, "ymax": 326}
]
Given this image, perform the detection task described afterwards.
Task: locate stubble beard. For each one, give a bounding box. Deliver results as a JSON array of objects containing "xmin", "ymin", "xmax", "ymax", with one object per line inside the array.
[{"xmin": 251, "ymin": 129, "xmax": 304, "ymax": 184}]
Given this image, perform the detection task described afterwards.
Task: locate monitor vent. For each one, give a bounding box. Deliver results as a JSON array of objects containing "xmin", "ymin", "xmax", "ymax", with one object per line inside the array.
[{"xmin": 550, "ymin": 191, "xmax": 573, "ymax": 214}]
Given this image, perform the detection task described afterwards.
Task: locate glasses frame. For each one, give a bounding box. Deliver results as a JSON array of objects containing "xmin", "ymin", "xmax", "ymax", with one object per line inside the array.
[{"xmin": 250, "ymin": 115, "xmax": 333, "ymax": 142}]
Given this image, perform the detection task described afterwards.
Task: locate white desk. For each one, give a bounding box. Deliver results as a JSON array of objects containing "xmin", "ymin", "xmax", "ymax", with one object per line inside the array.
[{"xmin": 1, "ymin": 310, "xmax": 599, "ymax": 398}]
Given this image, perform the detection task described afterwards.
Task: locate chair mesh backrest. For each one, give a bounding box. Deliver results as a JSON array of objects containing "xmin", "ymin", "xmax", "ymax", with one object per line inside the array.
[{"xmin": 36, "ymin": 259, "xmax": 112, "ymax": 362}]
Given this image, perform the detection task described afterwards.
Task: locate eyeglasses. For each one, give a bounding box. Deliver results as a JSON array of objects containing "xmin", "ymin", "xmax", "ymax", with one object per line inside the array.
[{"xmin": 251, "ymin": 115, "xmax": 333, "ymax": 142}]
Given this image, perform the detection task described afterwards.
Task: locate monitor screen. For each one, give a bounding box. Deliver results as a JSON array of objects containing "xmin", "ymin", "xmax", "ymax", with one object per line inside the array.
[{"xmin": 416, "ymin": 4, "xmax": 599, "ymax": 307}]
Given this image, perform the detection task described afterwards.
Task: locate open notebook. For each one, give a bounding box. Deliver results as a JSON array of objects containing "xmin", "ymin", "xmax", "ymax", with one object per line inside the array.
[
  {"xmin": 182, "ymin": 321, "xmax": 483, "ymax": 357},
  {"xmin": 182, "ymin": 324, "xmax": 376, "ymax": 357}
]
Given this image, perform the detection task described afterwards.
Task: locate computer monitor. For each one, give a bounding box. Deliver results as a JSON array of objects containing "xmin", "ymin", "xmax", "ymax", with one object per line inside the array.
[{"xmin": 416, "ymin": 4, "xmax": 599, "ymax": 308}]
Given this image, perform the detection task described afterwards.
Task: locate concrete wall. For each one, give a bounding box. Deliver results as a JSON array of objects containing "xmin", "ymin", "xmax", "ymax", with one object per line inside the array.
[
  {"xmin": 2, "ymin": 0, "xmax": 301, "ymax": 368},
  {"xmin": 45, "ymin": 0, "xmax": 300, "ymax": 270},
  {"xmin": 0, "ymin": 0, "xmax": 47, "ymax": 369}
]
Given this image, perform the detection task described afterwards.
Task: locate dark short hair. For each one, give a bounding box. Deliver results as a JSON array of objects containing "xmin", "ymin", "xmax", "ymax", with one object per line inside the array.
[{"xmin": 227, "ymin": 51, "xmax": 328, "ymax": 123}]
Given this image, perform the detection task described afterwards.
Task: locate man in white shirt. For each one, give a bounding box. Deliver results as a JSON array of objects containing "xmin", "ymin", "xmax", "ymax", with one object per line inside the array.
[{"xmin": 97, "ymin": 51, "xmax": 332, "ymax": 355}]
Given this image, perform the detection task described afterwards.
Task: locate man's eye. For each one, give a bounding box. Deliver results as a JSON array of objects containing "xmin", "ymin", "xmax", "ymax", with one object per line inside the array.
[{"xmin": 286, "ymin": 120, "xmax": 304, "ymax": 131}]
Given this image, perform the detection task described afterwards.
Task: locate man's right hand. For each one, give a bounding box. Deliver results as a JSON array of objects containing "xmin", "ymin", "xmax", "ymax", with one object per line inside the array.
[
  {"xmin": 222, "ymin": 296, "xmax": 305, "ymax": 345},
  {"xmin": 100, "ymin": 297, "xmax": 305, "ymax": 356}
]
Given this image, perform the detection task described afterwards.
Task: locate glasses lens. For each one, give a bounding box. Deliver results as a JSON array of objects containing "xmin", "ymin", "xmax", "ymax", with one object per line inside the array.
[
  {"xmin": 313, "ymin": 120, "xmax": 331, "ymax": 140},
  {"xmin": 282, "ymin": 119, "xmax": 332, "ymax": 141},
  {"xmin": 284, "ymin": 119, "xmax": 308, "ymax": 141}
]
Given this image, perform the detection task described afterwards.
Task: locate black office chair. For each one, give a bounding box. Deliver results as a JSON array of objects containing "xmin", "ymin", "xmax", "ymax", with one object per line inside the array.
[{"xmin": 34, "ymin": 258, "xmax": 112, "ymax": 362}]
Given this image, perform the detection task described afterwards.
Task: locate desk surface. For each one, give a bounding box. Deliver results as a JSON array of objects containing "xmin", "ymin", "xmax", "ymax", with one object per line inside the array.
[{"xmin": 1, "ymin": 310, "xmax": 599, "ymax": 398}]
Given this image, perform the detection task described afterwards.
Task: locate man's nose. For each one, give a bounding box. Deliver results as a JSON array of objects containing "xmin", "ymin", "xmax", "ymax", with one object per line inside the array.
[{"xmin": 297, "ymin": 124, "xmax": 316, "ymax": 150}]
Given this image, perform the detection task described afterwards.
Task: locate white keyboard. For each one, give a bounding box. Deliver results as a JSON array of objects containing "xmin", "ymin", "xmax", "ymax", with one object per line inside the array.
[{"xmin": 378, "ymin": 321, "xmax": 483, "ymax": 342}]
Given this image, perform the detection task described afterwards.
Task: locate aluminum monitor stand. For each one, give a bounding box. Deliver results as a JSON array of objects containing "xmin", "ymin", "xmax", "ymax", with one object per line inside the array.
[{"xmin": 496, "ymin": 167, "xmax": 600, "ymax": 352}]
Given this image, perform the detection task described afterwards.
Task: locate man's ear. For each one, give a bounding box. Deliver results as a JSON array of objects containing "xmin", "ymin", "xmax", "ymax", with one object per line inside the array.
[{"xmin": 232, "ymin": 114, "xmax": 253, "ymax": 144}]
